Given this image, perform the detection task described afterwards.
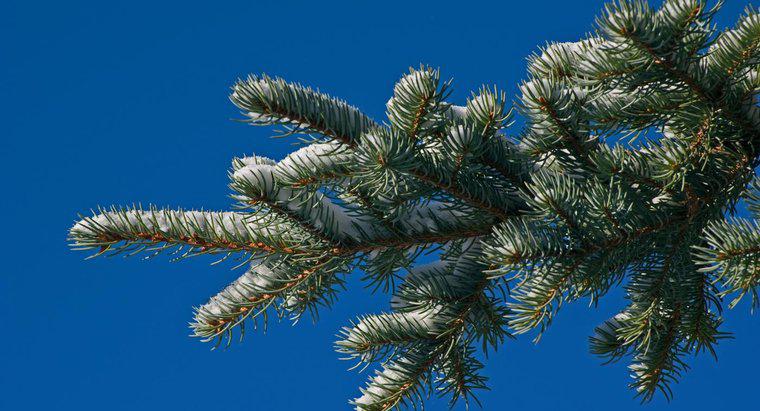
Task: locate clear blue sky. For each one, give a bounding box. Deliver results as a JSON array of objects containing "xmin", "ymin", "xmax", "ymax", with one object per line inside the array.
[{"xmin": 2, "ymin": 1, "xmax": 758, "ymax": 410}]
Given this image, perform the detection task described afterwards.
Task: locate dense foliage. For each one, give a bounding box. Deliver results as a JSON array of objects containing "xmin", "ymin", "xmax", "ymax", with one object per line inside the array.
[{"xmin": 70, "ymin": 1, "xmax": 760, "ymax": 409}]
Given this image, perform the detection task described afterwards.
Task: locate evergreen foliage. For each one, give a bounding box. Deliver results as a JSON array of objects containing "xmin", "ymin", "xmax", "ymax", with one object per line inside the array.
[{"xmin": 69, "ymin": 1, "xmax": 760, "ymax": 408}]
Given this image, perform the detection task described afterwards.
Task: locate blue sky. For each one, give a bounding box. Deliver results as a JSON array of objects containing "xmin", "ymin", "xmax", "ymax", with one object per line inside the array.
[{"xmin": 2, "ymin": 1, "xmax": 758, "ymax": 410}]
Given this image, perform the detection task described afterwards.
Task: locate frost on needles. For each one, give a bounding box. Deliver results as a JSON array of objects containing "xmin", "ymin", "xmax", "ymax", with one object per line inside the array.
[{"xmin": 69, "ymin": 1, "xmax": 760, "ymax": 409}]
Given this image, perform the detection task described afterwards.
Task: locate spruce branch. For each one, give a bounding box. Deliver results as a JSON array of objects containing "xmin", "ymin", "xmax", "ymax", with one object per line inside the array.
[
  {"xmin": 231, "ymin": 74, "xmax": 378, "ymax": 145},
  {"xmin": 69, "ymin": 1, "xmax": 760, "ymax": 408},
  {"xmin": 192, "ymin": 255, "xmax": 347, "ymax": 345},
  {"xmin": 696, "ymin": 217, "xmax": 760, "ymax": 308},
  {"xmin": 69, "ymin": 206, "xmax": 301, "ymax": 257},
  {"xmin": 386, "ymin": 66, "xmax": 453, "ymax": 139},
  {"xmin": 343, "ymin": 241, "xmax": 506, "ymax": 408}
]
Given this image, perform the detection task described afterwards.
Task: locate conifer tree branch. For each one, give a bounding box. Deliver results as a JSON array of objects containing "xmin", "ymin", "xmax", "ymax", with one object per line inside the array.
[
  {"xmin": 68, "ymin": 2, "xmax": 760, "ymax": 408},
  {"xmin": 406, "ymin": 168, "xmax": 515, "ymax": 220},
  {"xmin": 601, "ymin": 1, "xmax": 760, "ymax": 143},
  {"xmin": 69, "ymin": 206, "xmax": 304, "ymax": 256},
  {"xmin": 231, "ymin": 75, "xmax": 378, "ymax": 145}
]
